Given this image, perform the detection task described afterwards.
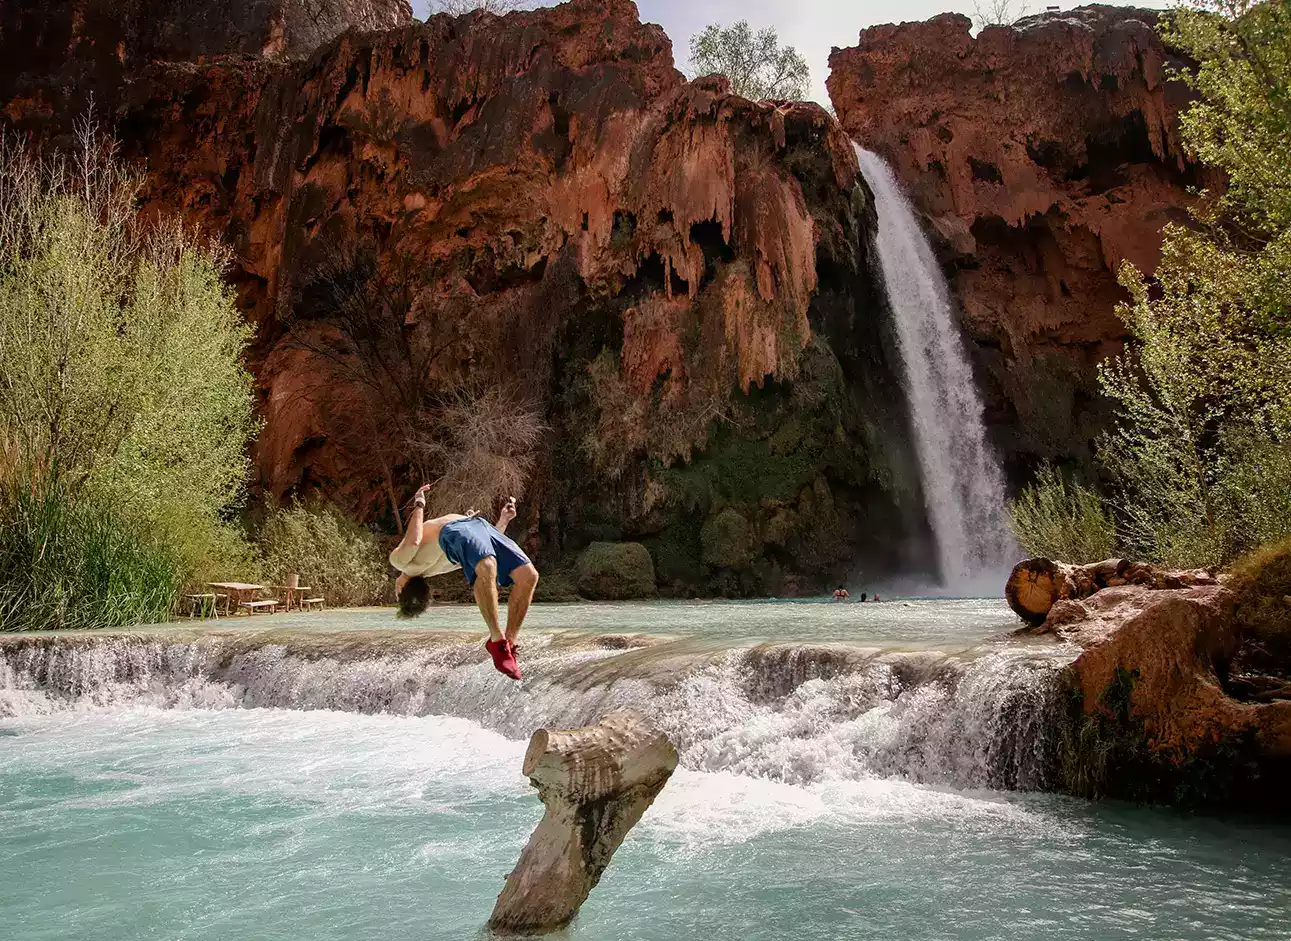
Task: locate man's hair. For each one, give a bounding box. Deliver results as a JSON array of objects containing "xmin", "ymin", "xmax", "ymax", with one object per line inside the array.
[
  {"xmin": 397, "ymin": 575, "xmax": 431, "ymax": 619},
  {"xmin": 837, "ymin": 585, "xmax": 845, "ymax": 591}
]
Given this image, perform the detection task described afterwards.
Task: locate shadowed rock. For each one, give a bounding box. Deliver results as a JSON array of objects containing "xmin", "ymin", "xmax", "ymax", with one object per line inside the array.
[{"xmin": 488, "ymin": 710, "xmax": 677, "ymax": 935}]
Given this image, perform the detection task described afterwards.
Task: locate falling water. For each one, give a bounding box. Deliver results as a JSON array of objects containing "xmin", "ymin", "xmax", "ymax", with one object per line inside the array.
[{"xmin": 854, "ymin": 144, "xmax": 1016, "ymax": 591}]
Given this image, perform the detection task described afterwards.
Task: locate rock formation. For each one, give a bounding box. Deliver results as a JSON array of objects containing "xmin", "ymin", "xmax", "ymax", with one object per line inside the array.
[
  {"xmin": 1, "ymin": 0, "xmax": 930, "ymax": 594},
  {"xmin": 574, "ymin": 542, "xmax": 657, "ymax": 600},
  {"xmin": 828, "ymin": 7, "xmax": 1205, "ymax": 480},
  {"xmin": 1005, "ymin": 557, "xmax": 1291, "ymax": 807},
  {"xmin": 1005, "ymin": 556, "xmax": 1216, "ymax": 625},
  {"xmin": 488, "ymin": 710, "xmax": 677, "ymax": 934}
]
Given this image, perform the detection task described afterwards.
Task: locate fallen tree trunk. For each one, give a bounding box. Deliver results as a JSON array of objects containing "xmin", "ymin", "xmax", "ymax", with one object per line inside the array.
[
  {"xmin": 1005, "ymin": 556, "xmax": 1217, "ymax": 627},
  {"xmin": 488, "ymin": 709, "xmax": 678, "ymax": 935}
]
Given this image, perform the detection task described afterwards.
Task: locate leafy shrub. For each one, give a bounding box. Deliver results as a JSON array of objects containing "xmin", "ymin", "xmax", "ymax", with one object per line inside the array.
[
  {"xmin": 1007, "ymin": 464, "xmax": 1118, "ymax": 563},
  {"xmin": 258, "ymin": 501, "xmax": 389, "ymax": 607},
  {"xmin": 0, "ymin": 126, "xmax": 257, "ymax": 630}
]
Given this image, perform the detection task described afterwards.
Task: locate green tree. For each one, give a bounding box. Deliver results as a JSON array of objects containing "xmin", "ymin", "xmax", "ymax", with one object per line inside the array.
[
  {"xmin": 1098, "ymin": 0, "xmax": 1291, "ymax": 568},
  {"xmin": 0, "ymin": 125, "xmax": 259, "ymax": 629},
  {"xmin": 688, "ymin": 21, "xmax": 810, "ymax": 101}
]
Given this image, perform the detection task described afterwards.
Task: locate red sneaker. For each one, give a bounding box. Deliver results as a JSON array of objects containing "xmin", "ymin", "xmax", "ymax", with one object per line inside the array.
[{"xmin": 485, "ymin": 638, "xmax": 522, "ymax": 680}]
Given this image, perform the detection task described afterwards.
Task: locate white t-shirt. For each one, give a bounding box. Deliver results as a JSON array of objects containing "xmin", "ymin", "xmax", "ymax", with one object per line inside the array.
[{"xmin": 389, "ymin": 534, "xmax": 460, "ymax": 578}]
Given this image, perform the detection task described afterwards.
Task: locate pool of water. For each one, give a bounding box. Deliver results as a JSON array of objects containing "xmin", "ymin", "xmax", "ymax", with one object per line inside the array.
[
  {"xmin": 120, "ymin": 598, "xmax": 1021, "ymax": 650},
  {"xmin": 2, "ymin": 707, "xmax": 1287, "ymax": 941}
]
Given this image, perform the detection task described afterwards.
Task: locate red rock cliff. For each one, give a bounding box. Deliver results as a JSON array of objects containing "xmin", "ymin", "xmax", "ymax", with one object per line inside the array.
[
  {"xmin": 828, "ymin": 6, "xmax": 1203, "ymax": 478},
  {"xmin": 2, "ymin": 0, "xmax": 928, "ymax": 593}
]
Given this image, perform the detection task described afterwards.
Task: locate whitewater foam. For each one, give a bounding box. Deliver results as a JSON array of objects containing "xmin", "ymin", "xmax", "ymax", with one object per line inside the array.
[{"xmin": 1, "ymin": 630, "xmax": 1073, "ymax": 792}]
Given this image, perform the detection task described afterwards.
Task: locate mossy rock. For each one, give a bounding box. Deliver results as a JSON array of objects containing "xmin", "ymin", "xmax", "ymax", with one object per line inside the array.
[
  {"xmin": 701, "ymin": 507, "xmax": 758, "ymax": 569},
  {"xmin": 575, "ymin": 542, "xmax": 657, "ymax": 600}
]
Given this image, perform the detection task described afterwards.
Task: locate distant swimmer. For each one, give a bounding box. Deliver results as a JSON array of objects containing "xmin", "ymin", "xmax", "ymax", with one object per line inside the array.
[
  {"xmin": 859, "ymin": 592, "xmax": 868, "ymax": 602},
  {"xmin": 832, "ymin": 585, "xmax": 850, "ymax": 600},
  {"xmin": 389, "ymin": 483, "xmax": 538, "ymax": 681},
  {"xmin": 873, "ymin": 594, "xmax": 882, "ymax": 603}
]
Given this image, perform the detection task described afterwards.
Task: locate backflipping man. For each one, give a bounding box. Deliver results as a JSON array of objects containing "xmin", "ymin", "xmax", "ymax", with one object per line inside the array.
[{"xmin": 389, "ymin": 483, "xmax": 538, "ymax": 680}]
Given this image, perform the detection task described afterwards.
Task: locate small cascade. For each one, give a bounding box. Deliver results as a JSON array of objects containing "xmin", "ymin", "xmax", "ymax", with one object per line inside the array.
[
  {"xmin": 1, "ymin": 633, "xmax": 1073, "ymax": 793},
  {"xmin": 853, "ymin": 145, "xmax": 1016, "ymax": 591}
]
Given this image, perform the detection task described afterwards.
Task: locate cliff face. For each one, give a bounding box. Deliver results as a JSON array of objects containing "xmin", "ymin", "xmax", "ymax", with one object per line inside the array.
[
  {"xmin": 2, "ymin": 0, "xmax": 927, "ymax": 593},
  {"xmin": 828, "ymin": 6, "xmax": 1202, "ymax": 479}
]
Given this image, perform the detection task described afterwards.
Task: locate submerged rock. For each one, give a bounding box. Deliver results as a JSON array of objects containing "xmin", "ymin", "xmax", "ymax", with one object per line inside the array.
[{"xmin": 488, "ymin": 710, "xmax": 677, "ymax": 935}]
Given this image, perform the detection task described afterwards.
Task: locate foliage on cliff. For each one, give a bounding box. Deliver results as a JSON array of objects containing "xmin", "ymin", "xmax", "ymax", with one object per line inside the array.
[
  {"xmin": 1099, "ymin": 0, "xmax": 1291, "ymax": 569},
  {"xmin": 688, "ymin": 21, "xmax": 809, "ymax": 101},
  {"xmin": 0, "ymin": 130, "xmax": 258, "ymax": 630}
]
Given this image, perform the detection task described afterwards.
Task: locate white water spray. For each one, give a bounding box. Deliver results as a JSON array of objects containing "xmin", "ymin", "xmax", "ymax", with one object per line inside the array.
[{"xmin": 854, "ymin": 145, "xmax": 1016, "ymax": 591}]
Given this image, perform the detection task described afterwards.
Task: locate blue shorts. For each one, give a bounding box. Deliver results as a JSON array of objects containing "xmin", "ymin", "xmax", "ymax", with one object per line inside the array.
[{"xmin": 438, "ymin": 517, "xmax": 532, "ymax": 587}]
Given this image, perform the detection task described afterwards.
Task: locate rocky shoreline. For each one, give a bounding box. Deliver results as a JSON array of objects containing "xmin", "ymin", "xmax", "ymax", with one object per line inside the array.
[{"xmin": 1007, "ymin": 557, "xmax": 1291, "ymax": 808}]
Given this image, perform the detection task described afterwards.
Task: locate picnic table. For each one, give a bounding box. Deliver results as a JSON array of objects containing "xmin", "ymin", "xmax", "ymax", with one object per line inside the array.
[
  {"xmin": 208, "ymin": 582, "xmax": 275, "ymax": 615},
  {"xmin": 273, "ymin": 584, "xmax": 313, "ymax": 611}
]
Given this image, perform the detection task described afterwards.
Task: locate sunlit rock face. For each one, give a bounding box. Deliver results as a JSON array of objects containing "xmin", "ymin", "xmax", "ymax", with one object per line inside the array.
[
  {"xmin": 828, "ymin": 6, "xmax": 1208, "ymax": 480},
  {"xmin": 1, "ymin": 0, "xmax": 928, "ymax": 593}
]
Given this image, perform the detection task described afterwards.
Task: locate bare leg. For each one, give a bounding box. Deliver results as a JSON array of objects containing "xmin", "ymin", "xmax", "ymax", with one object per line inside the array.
[
  {"xmin": 504, "ymin": 563, "xmax": 539, "ymax": 645},
  {"xmin": 473, "ymin": 557, "xmax": 503, "ymax": 641}
]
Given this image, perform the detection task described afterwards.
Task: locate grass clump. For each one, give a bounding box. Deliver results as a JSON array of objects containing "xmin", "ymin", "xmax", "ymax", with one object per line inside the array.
[
  {"xmin": 1228, "ymin": 537, "xmax": 1291, "ymax": 663},
  {"xmin": 257, "ymin": 501, "xmax": 389, "ymax": 608},
  {"xmin": 1007, "ymin": 464, "xmax": 1118, "ymax": 563}
]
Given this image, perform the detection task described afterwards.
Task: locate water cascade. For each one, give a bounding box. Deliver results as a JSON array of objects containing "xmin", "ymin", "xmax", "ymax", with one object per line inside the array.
[
  {"xmin": 854, "ymin": 145, "xmax": 1016, "ymax": 590},
  {"xmin": 0, "ymin": 632, "xmax": 1072, "ymax": 792}
]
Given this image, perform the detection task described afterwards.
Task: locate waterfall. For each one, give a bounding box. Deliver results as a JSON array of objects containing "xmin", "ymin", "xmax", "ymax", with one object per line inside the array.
[{"xmin": 853, "ymin": 145, "xmax": 1016, "ymax": 591}]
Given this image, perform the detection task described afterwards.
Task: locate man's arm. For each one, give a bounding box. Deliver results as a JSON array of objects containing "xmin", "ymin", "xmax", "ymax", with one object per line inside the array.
[
  {"xmin": 392, "ymin": 480, "xmax": 433, "ymax": 555},
  {"xmin": 496, "ymin": 496, "xmax": 517, "ymax": 534}
]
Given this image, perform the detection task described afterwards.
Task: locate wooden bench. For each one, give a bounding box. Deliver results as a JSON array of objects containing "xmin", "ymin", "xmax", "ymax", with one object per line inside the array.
[
  {"xmin": 186, "ymin": 593, "xmax": 226, "ymax": 618},
  {"xmin": 239, "ymin": 599, "xmax": 280, "ymax": 615},
  {"xmin": 301, "ymin": 597, "xmax": 325, "ymax": 611}
]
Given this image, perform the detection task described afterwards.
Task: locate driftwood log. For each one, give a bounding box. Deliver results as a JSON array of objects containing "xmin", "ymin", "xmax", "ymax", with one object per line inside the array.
[
  {"xmin": 487, "ymin": 709, "xmax": 678, "ymax": 935},
  {"xmin": 1005, "ymin": 556, "xmax": 1217, "ymax": 626}
]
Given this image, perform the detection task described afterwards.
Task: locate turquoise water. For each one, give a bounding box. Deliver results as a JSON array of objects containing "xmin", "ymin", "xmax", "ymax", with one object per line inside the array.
[
  {"xmin": 122, "ymin": 597, "xmax": 1020, "ymax": 649},
  {"xmin": 3, "ymin": 601, "xmax": 1289, "ymax": 940},
  {"xmin": 2, "ymin": 707, "xmax": 1288, "ymax": 941}
]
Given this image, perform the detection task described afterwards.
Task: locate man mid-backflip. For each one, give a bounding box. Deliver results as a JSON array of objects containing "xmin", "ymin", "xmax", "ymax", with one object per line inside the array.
[{"xmin": 389, "ymin": 483, "xmax": 538, "ymax": 680}]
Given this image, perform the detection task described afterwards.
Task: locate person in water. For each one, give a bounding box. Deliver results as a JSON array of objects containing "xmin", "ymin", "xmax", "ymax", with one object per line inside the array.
[
  {"xmin": 389, "ymin": 483, "xmax": 538, "ymax": 680},
  {"xmin": 832, "ymin": 585, "xmax": 850, "ymax": 600}
]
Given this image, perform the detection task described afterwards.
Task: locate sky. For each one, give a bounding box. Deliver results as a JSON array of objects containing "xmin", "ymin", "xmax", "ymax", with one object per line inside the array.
[{"xmin": 409, "ymin": 1, "xmax": 1170, "ymax": 105}]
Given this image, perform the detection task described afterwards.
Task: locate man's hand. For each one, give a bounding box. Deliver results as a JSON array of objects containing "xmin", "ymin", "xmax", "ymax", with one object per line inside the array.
[
  {"xmin": 414, "ymin": 483, "xmax": 433, "ymax": 499},
  {"xmin": 497, "ymin": 496, "xmax": 517, "ymax": 532}
]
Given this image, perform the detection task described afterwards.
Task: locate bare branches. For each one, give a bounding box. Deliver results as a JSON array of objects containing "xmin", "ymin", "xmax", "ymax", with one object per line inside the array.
[
  {"xmin": 430, "ymin": 0, "xmax": 520, "ymax": 16},
  {"xmin": 280, "ymin": 245, "xmax": 546, "ymax": 525},
  {"xmin": 973, "ymin": 0, "xmax": 1030, "ymax": 29}
]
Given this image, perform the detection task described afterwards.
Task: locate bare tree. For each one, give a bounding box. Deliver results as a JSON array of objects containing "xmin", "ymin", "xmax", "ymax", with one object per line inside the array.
[
  {"xmin": 430, "ymin": 0, "xmax": 520, "ymax": 16},
  {"xmin": 407, "ymin": 386, "xmax": 547, "ymax": 517},
  {"xmin": 973, "ymin": 0, "xmax": 1031, "ymax": 28},
  {"xmin": 280, "ymin": 248, "xmax": 460, "ymax": 532},
  {"xmin": 280, "ymin": 246, "xmax": 547, "ymax": 530}
]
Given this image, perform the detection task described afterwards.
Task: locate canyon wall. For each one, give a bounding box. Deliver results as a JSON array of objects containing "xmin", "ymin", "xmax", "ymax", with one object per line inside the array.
[
  {"xmin": 828, "ymin": 6, "xmax": 1202, "ymax": 481},
  {"xmin": 1, "ymin": 0, "xmax": 928, "ymax": 594}
]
